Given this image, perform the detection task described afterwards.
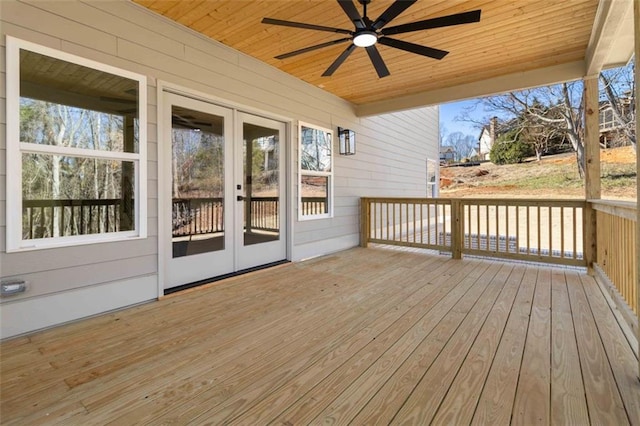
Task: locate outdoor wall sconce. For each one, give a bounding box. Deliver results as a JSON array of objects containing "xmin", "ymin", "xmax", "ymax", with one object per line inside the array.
[{"xmin": 338, "ymin": 127, "xmax": 356, "ymax": 155}]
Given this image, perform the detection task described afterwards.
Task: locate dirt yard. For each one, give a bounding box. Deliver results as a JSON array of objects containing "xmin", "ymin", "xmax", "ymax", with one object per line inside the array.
[{"xmin": 440, "ymin": 146, "xmax": 637, "ymax": 200}]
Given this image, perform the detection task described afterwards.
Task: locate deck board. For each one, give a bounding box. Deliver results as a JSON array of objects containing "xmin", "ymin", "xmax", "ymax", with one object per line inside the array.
[
  {"xmin": 429, "ymin": 264, "xmax": 526, "ymax": 425},
  {"xmin": 566, "ymin": 271, "xmax": 631, "ymax": 425},
  {"xmin": 471, "ymin": 265, "xmax": 538, "ymax": 425},
  {"xmin": 550, "ymin": 269, "xmax": 589, "ymax": 425},
  {"xmin": 512, "ymin": 267, "xmax": 551, "ymax": 425},
  {"xmin": 1, "ymin": 247, "xmax": 638, "ymax": 425}
]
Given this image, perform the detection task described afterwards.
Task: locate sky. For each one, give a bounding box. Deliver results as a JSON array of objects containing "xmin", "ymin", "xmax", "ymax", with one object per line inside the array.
[{"xmin": 439, "ymin": 99, "xmax": 486, "ymax": 140}]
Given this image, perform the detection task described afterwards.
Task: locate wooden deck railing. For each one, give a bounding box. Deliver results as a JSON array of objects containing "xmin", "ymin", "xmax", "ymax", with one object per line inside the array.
[
  {"xmin": 460, "ymin": 199, "xmax": 586, "ymax": 266},
  {"xmin": 26, "ymin": 196, "xmax": 327, "ymax": 239},
  {"xmin": 249, "ymin": 196, "xmax": 279, "ymax": 232},
  {"xmin": 361, "ymin": 197, "xmax": 454, "ymax": 252},
  {"xmin": 592, "ymin": 200, "xmax": 638, "ymax": 319},
  {"xmin": 23, "ymin": 199, "xmax": 125, "ymax": 238},
  {"xmin": 172, "ymin": 197, "xmax": 225, "ymax": 237},
  {"xmin": 361, "ymin": 197, "xmax": 586, "ymax": 266}
]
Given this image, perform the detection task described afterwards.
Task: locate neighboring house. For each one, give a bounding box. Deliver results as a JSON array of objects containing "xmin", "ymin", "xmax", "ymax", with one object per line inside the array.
[
  {"xmin": 439, "ymin": 146, "xmax": 456, "ymax": 163},
  {"xmin": 599, "ymin": 98, "xmax": 632, "ymax": 147},
  {"xmin": 0, "ymin": 1, "xmax": 439, "ymax": 338},
  {"xmin": 476, "ymin": 117, "xmax": 498, "ymax": 160}
]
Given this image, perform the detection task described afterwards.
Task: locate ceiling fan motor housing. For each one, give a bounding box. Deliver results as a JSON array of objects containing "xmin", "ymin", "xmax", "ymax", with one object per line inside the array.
[{"xmin": 353, "ymin": 30, "xmax": 378, "ymax": 47}]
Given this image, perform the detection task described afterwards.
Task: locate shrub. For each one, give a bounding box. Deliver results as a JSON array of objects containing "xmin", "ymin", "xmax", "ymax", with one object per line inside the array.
[{"xmin": 490, "ymin": 132, "xmax": 533, "ymax": 165}]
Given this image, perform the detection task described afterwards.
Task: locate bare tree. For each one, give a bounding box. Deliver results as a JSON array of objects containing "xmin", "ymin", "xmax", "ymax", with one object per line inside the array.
[
  {"xmin": 445, "ymin": 131, "xmax": 476, "ymax": 161},
  {"xmin": 459, "ymin": 82, "xmax": 586, "ymax": 176}
]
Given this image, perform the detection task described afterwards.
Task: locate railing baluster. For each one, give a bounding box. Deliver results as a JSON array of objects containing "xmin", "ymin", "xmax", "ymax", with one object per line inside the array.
[
  {"xmin": 412, "ymin": 203, "xmax": 416, "ymax": 244},
  {"xmin": 484, "ymin": 205, "xmax": 488, "ymax": 251},
  {"xmin": 548, "ymin": 206, "xmax": 553, "ymax": 258},
  {"xmin": 420, "ymin": 203, "xmax": 424, "ymax": 244},
  {"xmin": 505, "ymin": 206, "xmax": 510, "ymax": 253},
  {"xmin": 526, "ymin": 206, "xmax": 530, "ymax": 255},
  {"xmin": 436, "ymin": 201, "xmax": 440, "ymax": 246},
  {"xmin": 427, "ymin": 200, "xmax": 432, "ymax": 245},
  {"xmin": 40, "ymin": 206, "xmax": 46, "ymax": 237},
  {"xmin": 537, "ymin": 206, "xmax": 541, "ymax": 258},
  {"xmin": 392, "ymin": 203, "xmax": 396, "ymax": 241},
  {"xmin": 29, "ymin": 208, "xmax": 34, "ymax": 239},
  {"xmin": 515, "ymin": 206, "xmax": 520, "ymax": 255},
  {"xmin": 573, "ymin": 207, "xmax": 577, "ymax": 260},
  {"xmin": 560, "ymin": 207, "xmax": 565, "ymax": 258},
  {"xmin": 404, "ymin": 202, "xmax": 408, "ymax": 243},
  {"xmin": 49, "ymin": 205, "xmax": 53, "ymax": 237}
]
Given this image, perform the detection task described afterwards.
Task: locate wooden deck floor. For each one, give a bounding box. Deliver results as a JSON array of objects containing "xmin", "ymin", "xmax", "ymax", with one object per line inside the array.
[{"xmin": 1, "ymin": 247, "xmax": 639, "ymax": 425}]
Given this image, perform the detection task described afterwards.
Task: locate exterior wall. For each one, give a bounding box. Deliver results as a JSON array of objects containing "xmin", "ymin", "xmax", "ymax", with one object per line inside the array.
[
  {"xmin": 478, "ymin": 128, "xmax": 492, "ymax": 160},
  {"xmin": 0, "ymin": 0, "xmax": 438, "ymax": 338}
]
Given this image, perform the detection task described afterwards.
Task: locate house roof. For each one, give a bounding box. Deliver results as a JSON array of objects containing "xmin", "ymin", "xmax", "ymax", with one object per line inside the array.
[{"xmin": 134, "ymin": 0, "xmax": 634, "ymax": 116}]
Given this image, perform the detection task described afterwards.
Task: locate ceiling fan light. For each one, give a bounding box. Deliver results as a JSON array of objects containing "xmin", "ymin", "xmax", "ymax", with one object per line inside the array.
[{"xmin": 353, "ymin": 31, "xmax": 377, "ymax": 47}]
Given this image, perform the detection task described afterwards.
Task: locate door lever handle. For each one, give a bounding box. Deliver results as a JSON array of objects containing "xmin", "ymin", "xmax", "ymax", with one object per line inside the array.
[{"xmin": 237, "ymin": 195, "xmax": 244, "ymax": 201}]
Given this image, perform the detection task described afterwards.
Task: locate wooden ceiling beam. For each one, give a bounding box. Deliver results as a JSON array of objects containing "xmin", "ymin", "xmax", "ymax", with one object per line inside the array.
[
  {"xmin": 585, "ymin": 0, "xmax": 634, "ymax": 76},
  {"xmin": 355, "ymin": 60, "xmax": 586, "ymax": 117}
]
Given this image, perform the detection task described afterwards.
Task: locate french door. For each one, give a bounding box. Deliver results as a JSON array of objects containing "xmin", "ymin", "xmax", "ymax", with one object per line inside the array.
[{"xmin": 162, "ymin": 92, "xmax": 286, "ymax": 289}]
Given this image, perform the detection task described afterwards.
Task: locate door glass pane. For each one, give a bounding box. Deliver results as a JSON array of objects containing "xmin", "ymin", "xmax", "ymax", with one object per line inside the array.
[
  {"xmin": 171, "ymin": 105, "xmax": 225, "ymax": 258},
  {"xmin": 243, "ymin": 122, "xmax": 279, "ymax": 246}
]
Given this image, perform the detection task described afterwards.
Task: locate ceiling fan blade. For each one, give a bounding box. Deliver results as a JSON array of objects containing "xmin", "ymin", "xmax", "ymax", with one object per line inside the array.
[
  {"xmin": 366, "ymin": 45, "xmax": 390, "ymax": 78},
  {"xmin": 262, "ymin": 17, "xmax": 352, "ymax": 35},
  {"xmin": 378, "ymin": 37, "xmax": 448, "ymax": 60},
  {"xmin": 381, "ymin": 10, "xmax": 481, "ymax": 35},
  {"xmin": 372, "ymin": 0, "xmax": 417, "ymax": 30},
  {"xmin": 337, "ymin": 0, "xmax": 366, "ymax": 29},
  {"xmin": 322, "ymin": 44, "xmax": 357, "ymax": 76},
  {"xmin": 275, "ymin": 38, "xmax": 352, "ymax": 59}
]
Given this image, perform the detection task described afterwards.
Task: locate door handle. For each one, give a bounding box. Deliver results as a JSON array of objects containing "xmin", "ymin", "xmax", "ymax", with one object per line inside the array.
[{"xmin": 237, "ymin": 195, "xmax": 244, "ymax": 201}]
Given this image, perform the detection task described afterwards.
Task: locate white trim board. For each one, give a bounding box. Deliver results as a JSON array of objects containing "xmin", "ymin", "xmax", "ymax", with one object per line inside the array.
[{"xmin": 0, "ymin": 275, "xmax": 157, "ymax": 339}]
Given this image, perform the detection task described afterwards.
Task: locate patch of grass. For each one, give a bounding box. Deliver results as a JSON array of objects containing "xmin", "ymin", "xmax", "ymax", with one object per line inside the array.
[
  {"xmin": 511, "ymin": 172, "xmax": 583, "ymax": 190},
  {"xmin": 601, "ymin": 163, "xmax": 637, "ymax": 189},
  {"xmin": 442, "ymin": 148, "xmax": 636, "ymax": 199}
]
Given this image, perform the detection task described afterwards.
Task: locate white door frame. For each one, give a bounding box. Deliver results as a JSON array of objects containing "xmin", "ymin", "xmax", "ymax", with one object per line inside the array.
[{"xmin": 156, "ymin": 81, "xmax": 293, "ymax": 297}]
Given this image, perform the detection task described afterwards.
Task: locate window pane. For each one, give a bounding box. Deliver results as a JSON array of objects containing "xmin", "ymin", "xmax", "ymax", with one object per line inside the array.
[
  {"xmin": 19, "ymin": 49, "xmax": 139, "ymax": 153},
  {"xmin": 300, "ymin": 175, "xmax": 328, "ymax": 216},
  {"xmin": 22, "ymin": 153, "xmax": 135, "ymax": 239},
  {"xmin": 300, "ymin": 126, "xmax": 331, "ymax": 172}
]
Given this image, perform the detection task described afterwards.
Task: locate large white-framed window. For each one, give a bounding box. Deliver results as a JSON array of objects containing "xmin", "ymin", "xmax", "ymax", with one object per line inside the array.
[
  {"xmin": 6, "ymin": 36, "xmax": 147, "ymax": 252},
  {"xmin": 298, "ymin": 122, "xmax": 333, "ymax": 220}
]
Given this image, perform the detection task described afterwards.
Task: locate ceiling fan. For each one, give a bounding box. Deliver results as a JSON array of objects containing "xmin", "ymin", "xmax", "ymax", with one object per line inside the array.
[{"xmin": 262, "ymin": 0, "xmax": 481, "ymax": 78}]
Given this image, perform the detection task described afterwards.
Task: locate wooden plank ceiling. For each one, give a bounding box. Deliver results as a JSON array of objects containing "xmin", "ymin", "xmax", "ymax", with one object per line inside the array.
[{"xmin": 135, "ymin": 0, "xmax": 599, "ymax": 107}]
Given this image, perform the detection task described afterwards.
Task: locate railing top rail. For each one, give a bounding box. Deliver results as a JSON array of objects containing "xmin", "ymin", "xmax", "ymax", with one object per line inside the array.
[
  {"xmin": 589, "ymin": 199, "xmax": 637, "ymax": 222},
  {"xmin": 23, "ymin": 199, "xmax": 122, "ymax": 207},
  {"xmin": 363, "ymin": 197, "xmax": 453, "ymax": 204},
  {"xmin": 458, "ymin": 198, "xmax": 586, "ymax": 207},
  {"xmin": 172, "ymin": 197, "xmax": 223, "ymax": 203},
  {"xmin": 589, "ymin": 199, "xmax": 637, "ymax": 209},
  {"xmin": 362, "ymin": 197, "xmax": 586, "ymax": 207}
]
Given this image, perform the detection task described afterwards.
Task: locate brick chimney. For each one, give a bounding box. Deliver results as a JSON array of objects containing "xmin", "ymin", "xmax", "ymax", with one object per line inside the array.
[{"xmin": 490, "ymin": 116, "xmax": 498, "ymax": 143}]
